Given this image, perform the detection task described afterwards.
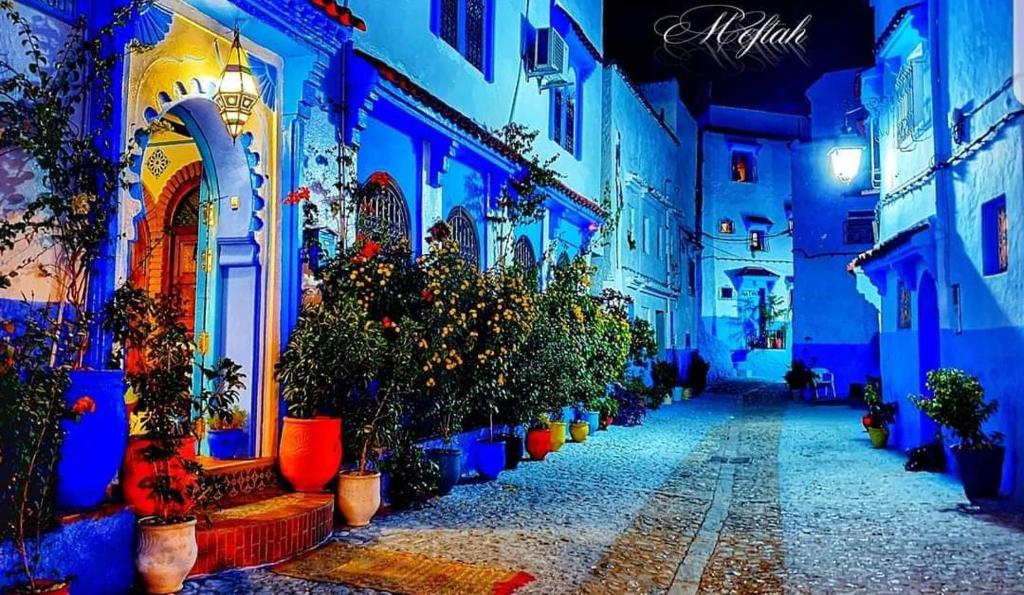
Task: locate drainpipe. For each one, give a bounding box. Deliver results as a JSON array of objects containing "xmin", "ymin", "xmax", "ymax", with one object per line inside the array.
[{"xmin": 928, "ymin": 0, "xmax": 954, "ymax": 358}]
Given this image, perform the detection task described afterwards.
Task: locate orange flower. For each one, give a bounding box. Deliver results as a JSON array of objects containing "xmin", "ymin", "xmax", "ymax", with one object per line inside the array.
[
  {"xmin": 70, "ymin": 396, "xmax": 97, "ymax": 417},
  {"xmin": 359, "ymin": 240, "xmax": 382, "ymax": 260}
]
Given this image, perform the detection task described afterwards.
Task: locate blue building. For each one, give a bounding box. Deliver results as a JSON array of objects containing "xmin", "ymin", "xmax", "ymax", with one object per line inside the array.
[
  {"xmin": 698, "ymin": 105, "xmax": 808, "ymax": 381},
  {"xmin": 849, "ymin": 0, "xmax": 1024, "ymax": 499},
  {"xmin": 791, "ymin": 69, "xmax": 881, "ymax": 398}
]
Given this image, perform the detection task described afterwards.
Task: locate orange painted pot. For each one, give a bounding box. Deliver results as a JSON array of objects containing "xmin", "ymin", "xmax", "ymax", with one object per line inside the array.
[
  {"xmin": 279, "ymin": 417, "xmax": 342, "ymax": 492},
  {"xmin": 121, "ymin": 436, "xmax": 197, "ymax": 518},
  {"xmin": 525, "ymin": 428, "xmax": 552, "ymax": 461}
]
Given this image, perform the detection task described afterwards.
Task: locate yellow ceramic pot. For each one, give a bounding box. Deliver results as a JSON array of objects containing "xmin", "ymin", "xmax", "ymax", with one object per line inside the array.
[
  {"xmin": 868, "ymin": 427, "xmax": 889, "ymax": 449},
  {"xmin": 549, "ymin": 422, "xmax": 567, "ymax": 451},
  {"xmin": 570, "ymin": 421, "xmax": 589, "ymax": 443}
]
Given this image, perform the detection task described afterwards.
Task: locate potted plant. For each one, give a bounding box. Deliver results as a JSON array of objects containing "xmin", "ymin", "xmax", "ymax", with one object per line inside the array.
[
  {"xmin": 0, "ymin": 2, "xmax": 148, "ymax": 513},
  {"xmin": 569, "ymin": 413, "xmax": 590, "ymax": 443},
  {"xmin": 597, "ymin": 395, "xmax": 619, "ymax": 430},
  {"xmin": 652, "ymin": 360, "xmax": 678, "ymax": 407},
  {"xmin": 206, "ymin": 406, "xmax": 248, "ymax": 461},
  {"xmin": 379, "ymin": 436, "xmax": 440, "ymax": 510},
  {"xmin": 784, "ymin": 360, "xmax": 816, "ymax": 400},
  {"xmin": 863, "ymin": 382, "xmax": 896, "ymax": 448},
  {"xmin": 525, "ymin": 415, "xmax": 553, "ymax": 461},
  {"xmin": 612, "ymin": 375, "xmax": 648, "ymax": 427},
  {"xmin": 0, "ymin": 319, "xmax": 73, "ymax": 594},
  {"xmin": 912, "ymin": 369, "xmax": 1004, "ymax": 501},
  {"xmin": 416, "ymin": 226, "xmax": 482, "ymax": 494},
  {"xmin": 117, "ymin": 293, "xmax": 243, "ymax": 594}
]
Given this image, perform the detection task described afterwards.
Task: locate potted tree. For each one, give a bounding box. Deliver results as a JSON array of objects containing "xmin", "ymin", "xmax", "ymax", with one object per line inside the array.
[
  {"xmin": 652, "ymin": 360, "xmax": 678, "ymax": 407},
  {"xmin": 784, "ymin": 360, "xmax": 817, "ymax": 400},
  {"xmin": 0, "ymin": 319, "xmax": 73, "ymax": 594},
  {"xmin": 0, "ymin": 1, "xmax": 149, "ymax": 513},
  {"xmin": 685, "ymin": 352, "xmax": 711, "ymax": 397},
  {"xmin": 206, "ymin": 406, "xmax": 248, "ymax": 461},
  {"xmin": 863, "ymin": 382, "xmax": 897, "ymax": 448},
  {"xmin": 379, "ymin": 435, "xmax": 440, "ymax": 510},
  {"xmin": 117, "ymin": 292, "xmax": 243, "ymax": 594},
  {"xmin": 524, "ymin": 415, "xmax": 553, "ymax": 461},
  {"xmin": 912, "ymin": 369, "xmax": 1004, "ymax": 501}
]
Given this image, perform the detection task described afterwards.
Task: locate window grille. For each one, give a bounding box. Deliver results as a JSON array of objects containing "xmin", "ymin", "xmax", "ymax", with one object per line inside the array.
[
  {"xmin": 895, "ymin": 61, "xmax": 915, "ymax": 149},
  {"xmin": 465, "ymin": 0, "xmax": 485, "ymax": 71},
  {"xmin": 358, "ymin": 174, "xmax": 410, "ymax": 241},
  {"xmin": 844, "ymin": 211, "xmax": 876, "ymax": 245},
  {"xmin": 898, "ymin": 281, "xmax": 912, "ymax": 329},
  {"xmin": 447, "ymin": 206, "xmax": 479, "ymax": 266},
  {"xmin": 513, "ymin": 235, "xmax": 536, "ymax": 269},
  {"xmin": 565, "ymin": 96, "xmax": 576, "ymax": 154}
]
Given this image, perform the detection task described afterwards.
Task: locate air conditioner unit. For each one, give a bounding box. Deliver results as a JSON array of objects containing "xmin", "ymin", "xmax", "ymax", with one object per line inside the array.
[{"xmin": 529, "ymin": 27, "xmax": 570, "ymax": 88}]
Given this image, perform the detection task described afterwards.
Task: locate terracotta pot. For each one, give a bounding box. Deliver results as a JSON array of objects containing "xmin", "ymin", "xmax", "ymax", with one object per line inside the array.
[
  {"xmin": 525, "ymin": 428, "xmax": 552, "ymax": 461},
  {"xmin": 336, "ymin": 471, "xmax": 381, "ymax": 527},
  {"xmin": 279, "ymin": 417, "xmax": 342, "ymax": 492},
  {"xmin": 4, "ymin": 580, "xmax": 70, "ymax": 594},
  {"xmin": 570, "ymin": 421, "xmax": 589, "ymax": 443},
  {"xmin": 549, "ymin": 422, "xmax": 567, "ymax": 452},
  {"xmin": 861, "ymin": 414, "xmax": 873, "ymax": 430},
  {"xmin": 121, "ymin": 436, "xmax": 197, "ymax": 517},
  {"xmin": 135, "ymin": 517, "xmax": 197, "ymax": 594}
]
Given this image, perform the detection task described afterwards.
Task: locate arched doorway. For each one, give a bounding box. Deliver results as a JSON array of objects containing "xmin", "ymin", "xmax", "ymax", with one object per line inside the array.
[
  {"xmin": 917, "ymin": 272, "xmax": 941, "ymax": 444},
  {"xmin": 165, "ymin": 182, "xmax": 201, "ymax": 335}
]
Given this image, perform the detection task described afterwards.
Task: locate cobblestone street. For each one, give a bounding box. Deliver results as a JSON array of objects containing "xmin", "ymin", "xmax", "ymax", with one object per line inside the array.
[{"xmin": 184, "ymin": 382, "xmax": 1024, "ymax": 594}]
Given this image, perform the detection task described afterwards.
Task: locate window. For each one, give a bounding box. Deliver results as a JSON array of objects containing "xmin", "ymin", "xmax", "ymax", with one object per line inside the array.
[
  {"xmin": 433, "ymin": 0, "xmax": 491, "ymax": 74},
  {"xmin": 687, "ymin": 257, "xmax": 696, "ymax": 296},
  {"xmin": 657, "ymin": 224, "xmax": 664, "ymax": 259},
  {"xmin": 358, "ymin": 173, "xmax": 410, "ymax": 241},
  {"xmin": 718, "ymin": 218, "xmax": 734, "ymax": 234},
  {"xmin": 551, "ymin": 84, "xmax": 577, "ymax": 155},
  {"xmin": 894, "ymin": 50, "xmax": 926, "ymax": 150},
  {"xmin": 642, "ymin": 217, "xmax": 651, "ymax": 254},
  {"xmin": 952, "ymin": 284, "xmax": 962, "ymax": 334},
  {"xmin": 982, "ymin": 196, "xmax": 1008, "ymax": 275},
  {"xmin": 869, "ymin": 117, "xmax": 882, "ymax": 189},
  {"xmin": 731, "ymin": 150, "xmax": 755, "ymax": 182},
  {"xmin": 513, "ymin": 235, "xmax": 536, "ymax": 269},
  {"xmin": 446, "ymin": 206, "xmax": 479, "ymax": 267},
  {"xmin": 720, "ymin": 287, "xmax": 734, "ymax": 299},
  {"xmin": 749, "ymin": 229, "xmax": 767, "ymax": 252},
  {"xmin": 897, "ymin": 281, "xmax": 912, "ymax": 329},
  {"xmin": 844, "ymin": 210, "xmax": 876, "ymax": 245}
]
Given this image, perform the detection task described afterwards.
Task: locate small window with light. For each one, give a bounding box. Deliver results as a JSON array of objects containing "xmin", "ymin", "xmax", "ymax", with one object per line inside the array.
[
  {"xmin": 731, "ymin": 150, "xmax": 756, "ymax": 183},
  {"xmin": 718, "ymin": 218, "xmax": 735, "ymax": 234},
  {"xmin": 749, "ymin": 229, "xmax": 768, "ymax": 252}
]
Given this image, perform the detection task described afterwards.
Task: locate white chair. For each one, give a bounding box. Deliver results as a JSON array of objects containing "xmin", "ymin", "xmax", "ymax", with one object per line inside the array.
[{"xmin": 811, "ymin": 368, "xmax": 837, "ymax": 400}]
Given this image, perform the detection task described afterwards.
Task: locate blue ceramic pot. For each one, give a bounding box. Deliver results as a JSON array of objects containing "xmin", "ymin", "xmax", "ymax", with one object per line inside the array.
[
  {"xmin": 208, "ymin": 428, "xmax": 246, "ymax": 460},
  {"xmin": 474, "ymin": 439, "xmax": 505, "ymax": 481},
  {"xmin": 57, "ymin": 370, "xmax": 128, "ymax": 510},
  {"xmin": 584, "ymin": 410, "xmax": 600, "ymax": 434},
  {"xmin": 954, "ymin": 446, "xmax": 1004, "ymax": 502},
  {"xmin": 427, "ymin": 448, "xmax": 462, "ymax": 495}
]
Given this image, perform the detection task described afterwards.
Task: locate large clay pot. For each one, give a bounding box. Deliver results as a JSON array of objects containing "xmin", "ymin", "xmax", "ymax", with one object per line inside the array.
[
  {"xmin": 427, "ymin": 448, "xmax": 462, "ymax": 495},
  {"xmin": 336, "ymin": 471, "xmax": 381, "ymax": 527},
  {"xmin": 570, "ymin": 421, "xmax": 589, "ymax": 443},
  {"xmin": 525, "ymin": 428, "xmax": 552, "ymax": 461},
  {"xmin": 955, "ymin": 446, "xmax": 1005, "ymax": 502},
  {"xmin": 207, "ymin": 428, "xmax": 246, "ymax": 460},
  {"xmin": 135, "ymin": 517, "xmax": 197, "ymax": 594},
  {"xmin": 279, "ymin": 417, "xmax": 342, "ymax": 492},
  {"xmin": 867, "ymin": 427, "xmax": 889, "ymax": 449},
  {"xmin": 583, "ymin": 411, "xmax": 600, "ymax": 434},
  {"xmin": 474, "ymin": 439, "xmax": 505, "ymax": 481},
  {"xmin": 57, "ymin": 370, "xmax": 128, "ymax": 510},
  {"xmin": 121, "ymin": 437, "xmax": 197, "ymax": 518},
  {"xmin": 501, "ymin": 433, "xmax": 523, "ymax": 469},
  {"xmin": 549, "ymin": 422, "xmax": 567, "ymax": 452}
]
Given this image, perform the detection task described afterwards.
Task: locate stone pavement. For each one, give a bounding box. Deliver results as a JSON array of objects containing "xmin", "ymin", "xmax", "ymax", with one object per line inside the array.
[{"xmin": 184, "ymin": 382, "xmax": 1024, "ymax": 594}]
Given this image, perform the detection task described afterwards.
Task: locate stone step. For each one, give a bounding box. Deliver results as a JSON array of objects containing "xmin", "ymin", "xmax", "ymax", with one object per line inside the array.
[
  {"xmin": 198, "ymin": 456, "xmax": 281, "ymax": 503},
  {"xmin": 190, "ymin": 490, "xmax": 334, "ymax": 576}
]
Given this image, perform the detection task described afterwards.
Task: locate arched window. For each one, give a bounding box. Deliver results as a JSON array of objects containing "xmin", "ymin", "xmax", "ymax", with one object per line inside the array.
[
  {"xmin": 513, "ymin": 235, "xmax": 536, "ymax": 269},
  {"xmin": 718, "ymin": 218, "xmax": 735, "ymax": 235},
  {"xmin": 446, "ymin": 206, "xmax": 479, "ymax": 266},
  {"xmin": 358, "ymin": 172, "xmax": 410, "ymax": 240},
  {"xmin": 556, "ymin": 252, "xmax": 570, "ymax": 268}
]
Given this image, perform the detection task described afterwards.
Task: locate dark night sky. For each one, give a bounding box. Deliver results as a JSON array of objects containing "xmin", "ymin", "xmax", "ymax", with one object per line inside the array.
[{"xmin": 604, "ymin": 0, "xmax": 876, "ymax": 115}]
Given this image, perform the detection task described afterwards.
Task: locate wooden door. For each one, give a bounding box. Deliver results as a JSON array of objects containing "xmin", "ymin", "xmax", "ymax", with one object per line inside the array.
[{"xmin": 165, "ymin": 188, "xmax": 200, "ymax": 335}]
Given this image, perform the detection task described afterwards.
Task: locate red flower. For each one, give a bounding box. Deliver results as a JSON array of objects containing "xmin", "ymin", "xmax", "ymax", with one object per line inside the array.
[
  {"xmin": 70, "ymin": 396, "xmax": 97, "ymax": 417},
  {"xmin": 421, "ymin": 289, "xmax": 434, "ymax": 302},
  {"xmin": 284, "ymin": 186, "xmax": 312, "ymax": 205},
  {"xmin": 359, "ymin": 240, "xmax": 382, "ymax": 260},
  {"xmin": 381, "ymin": 317, "xmax": 395, "ymax": 329},
  {"xmin": 368, "ymin": 172, "xmax": 392, "ymax": 187}
]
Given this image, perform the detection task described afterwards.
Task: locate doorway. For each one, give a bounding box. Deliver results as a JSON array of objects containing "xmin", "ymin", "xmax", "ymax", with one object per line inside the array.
[{"xmin": 917, "ymin": 272, "xmax": 941, "ymax": 444}]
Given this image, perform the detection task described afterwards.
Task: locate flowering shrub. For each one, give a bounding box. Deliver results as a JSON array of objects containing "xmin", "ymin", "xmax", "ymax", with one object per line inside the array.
[
  {"xmin": 912, "ymin": 369, "xmax": 1002, "ymax": 450},
  {"xmin": 629, "ymin": 318, "xmax": 658, "ymax": 366}
]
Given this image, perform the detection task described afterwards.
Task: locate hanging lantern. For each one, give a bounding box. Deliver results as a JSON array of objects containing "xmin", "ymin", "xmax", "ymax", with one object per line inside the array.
[
  {"xmin": 828, "ymin": 127, "xmax": 865, "ymax": 184},
  {"xmin": 214, "ymin": 30, "xmax": 260, "ymax": 141}
]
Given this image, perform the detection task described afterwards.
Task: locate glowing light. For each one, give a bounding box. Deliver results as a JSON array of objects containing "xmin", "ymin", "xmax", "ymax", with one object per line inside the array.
[
  {"xmin": 214, "ymin": 31, "xmax": 260, "ymax": 140},
  {"xmin": 828, "ymin": 136, "xmax": 865, "ymax": 185}
]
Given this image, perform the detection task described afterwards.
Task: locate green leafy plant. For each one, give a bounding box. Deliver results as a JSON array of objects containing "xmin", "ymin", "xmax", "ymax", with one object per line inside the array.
[
  {"xmin": 912, "ymin": 369, "xmax": 1002, "ymax": 450},
  {"xmin": 0, "ymin": 315, "xmax": 70, "ymax": 590},
  {"xmin": 863, "ymin": 381, "xmax": 897, "ymax": 429},
  {"xmin": 109, "ymin": 289, "xmax": 245, "ymax": 523},
  {"xmin": 208, "ymin": 405, "xmax": 247, "ymax": 431},
  {"xmin": 652, "ymin": 360, "xmax": 678, "ymax": 397},
  {"xmin": 379, "ymin": 436, "xmax": 440, "ymax": 510},
  {"xmin": 629, "ymin": 318, "xmax": 658, "ymax": 366}
]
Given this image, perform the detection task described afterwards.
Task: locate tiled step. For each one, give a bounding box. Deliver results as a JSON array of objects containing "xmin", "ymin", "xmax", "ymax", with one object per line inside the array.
[
  {"xmin": 190, "ymin": 490, "xmax": 334, "ymax": 576},
  {"xmin": 198, "ymin": 456, "xmax": 280, "ymax": 503}
]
